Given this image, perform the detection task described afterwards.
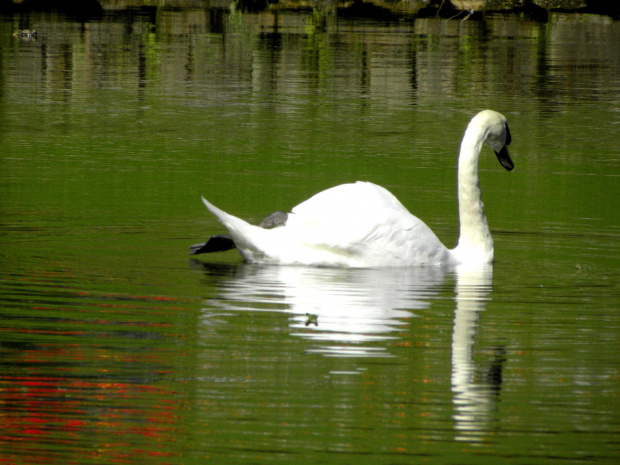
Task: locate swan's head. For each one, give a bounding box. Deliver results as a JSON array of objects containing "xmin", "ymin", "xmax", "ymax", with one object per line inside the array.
[{"xmin": 472, "ymin": 110, "xmax": 514, "ymax": 171}]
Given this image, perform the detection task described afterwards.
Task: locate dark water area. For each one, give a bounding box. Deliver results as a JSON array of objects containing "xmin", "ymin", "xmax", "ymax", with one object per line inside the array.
[{"xmin": 1, "ymin": 5, "xmax": 619, "ymax": 465}]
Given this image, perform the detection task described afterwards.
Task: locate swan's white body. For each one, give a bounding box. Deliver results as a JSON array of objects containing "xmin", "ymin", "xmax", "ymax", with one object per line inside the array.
[{"xmin": 200, "ymin": 110, "xmax": 513, "ymax": 268}]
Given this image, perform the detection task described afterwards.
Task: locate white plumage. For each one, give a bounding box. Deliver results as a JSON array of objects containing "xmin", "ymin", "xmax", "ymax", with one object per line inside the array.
[{"xmin": 199, "ymin": 109, "xmax": 514, "ymax": 268}]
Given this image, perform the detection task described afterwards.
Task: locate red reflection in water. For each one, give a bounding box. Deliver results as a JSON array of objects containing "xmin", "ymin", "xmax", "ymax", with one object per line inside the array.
[
  {"xmin": 0, "ymin": 279, "xmax": 192, "ymax": 463},
  {"xmin": 0, "ymin": 373, "xmax": 180, "ymax": 464}
]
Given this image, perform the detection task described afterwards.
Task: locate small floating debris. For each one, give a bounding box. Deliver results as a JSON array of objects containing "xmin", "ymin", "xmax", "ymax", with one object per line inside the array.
[
  {"xmin": 13, "ymin": 29, "xmax": 37, "ymax": 39},
  {"xmin": 305, "ymin": 313, "xmax": 318, "ymax": 327}
]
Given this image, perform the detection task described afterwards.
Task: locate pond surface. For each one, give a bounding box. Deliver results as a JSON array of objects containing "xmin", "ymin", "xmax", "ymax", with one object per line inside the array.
[{"xmin": 1, "ymin": 6, "xmax": 619, "ymax": 465}]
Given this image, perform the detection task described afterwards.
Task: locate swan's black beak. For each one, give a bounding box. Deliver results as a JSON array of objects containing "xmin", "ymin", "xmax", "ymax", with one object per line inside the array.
[
  {"xmin": 495, "ymin": 146, "xmax": 514, "ymax": 171},
  {"xmin": 495, "ymin": 122, "xmax": 514, "ymax": 171}
]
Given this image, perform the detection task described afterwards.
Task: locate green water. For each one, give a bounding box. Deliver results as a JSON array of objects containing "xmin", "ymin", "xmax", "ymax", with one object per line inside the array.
[{"xmin": 1, "ymin": 6, "xmax": 619, "ymax": 465}]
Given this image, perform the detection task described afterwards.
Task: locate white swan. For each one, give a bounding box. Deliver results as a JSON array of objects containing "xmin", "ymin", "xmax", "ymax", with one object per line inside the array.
[{"xmin": 194, "ymin": 109, "xmax": 513, "ymax": 267}]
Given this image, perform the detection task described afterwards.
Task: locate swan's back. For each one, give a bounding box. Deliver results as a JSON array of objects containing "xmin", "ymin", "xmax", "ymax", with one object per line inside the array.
[
  {"xmin": 204, "ymin": 181, "xmax": 450, "ymax": 267},
  {"xmin": 297, "ymin": 182, "xmax": 448, "ymax": 266},
  {"xmin": 290, "ymin": 182, "xmax": 410, "ymax": 251}
]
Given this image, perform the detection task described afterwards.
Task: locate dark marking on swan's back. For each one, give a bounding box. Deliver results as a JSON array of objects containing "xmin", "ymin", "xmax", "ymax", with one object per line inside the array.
[{"xmin": 259, "ymin": 211, "xmax": 288, "ymax": 229}]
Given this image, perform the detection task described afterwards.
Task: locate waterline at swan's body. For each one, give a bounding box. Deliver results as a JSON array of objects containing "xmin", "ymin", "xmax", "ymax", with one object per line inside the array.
[{"xmin": 192, "ymin": 110, "xmax": 514, "ymax": 268}]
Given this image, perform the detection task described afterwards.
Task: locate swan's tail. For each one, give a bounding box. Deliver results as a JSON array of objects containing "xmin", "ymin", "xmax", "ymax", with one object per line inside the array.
[{"xmin": 201, "ymin": 197, "xmax": 271, "ymax": 262}]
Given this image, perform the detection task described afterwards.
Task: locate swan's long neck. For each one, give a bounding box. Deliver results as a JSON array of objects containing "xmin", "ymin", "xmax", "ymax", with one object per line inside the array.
[{"xmin": 453, "ymin": 125, "xmax": 494, "ymax": 263}]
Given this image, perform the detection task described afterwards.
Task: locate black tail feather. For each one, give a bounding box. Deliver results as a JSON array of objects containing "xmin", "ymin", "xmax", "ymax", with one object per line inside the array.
[{"xmin": 189, "ymin": 234, "xmax": 236, "ymax": 255}]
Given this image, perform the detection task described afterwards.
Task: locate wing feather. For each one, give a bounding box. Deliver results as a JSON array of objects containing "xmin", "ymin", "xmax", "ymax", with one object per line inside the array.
[{"xmin": 289, "ymin": 182, "xmax": 442, "ymax": 260}]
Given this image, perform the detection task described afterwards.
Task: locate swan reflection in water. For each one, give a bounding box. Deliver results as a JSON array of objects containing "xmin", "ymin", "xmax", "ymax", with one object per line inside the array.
[
  {"xmin": 197, "ymin": 262, "xmax": 447, "ymax": 356},
  {"xmin": 195, "ymin": 260, "xmax": 506, "ymax": 440},
  {"xmin": 451, "ymin": 264, "xmax": 507, "ymax": 443}
]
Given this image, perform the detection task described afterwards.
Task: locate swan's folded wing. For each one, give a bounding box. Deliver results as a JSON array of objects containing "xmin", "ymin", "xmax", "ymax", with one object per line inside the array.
[{"xmin": 289, "ymin": 181, "xmax": 437, "ymax": 257}]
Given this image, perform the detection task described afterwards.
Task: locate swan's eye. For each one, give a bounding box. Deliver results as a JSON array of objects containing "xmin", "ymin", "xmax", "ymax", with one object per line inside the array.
[{"xmin": 505, "ymin": 123, "xmax": 512, "ymax": 146}]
